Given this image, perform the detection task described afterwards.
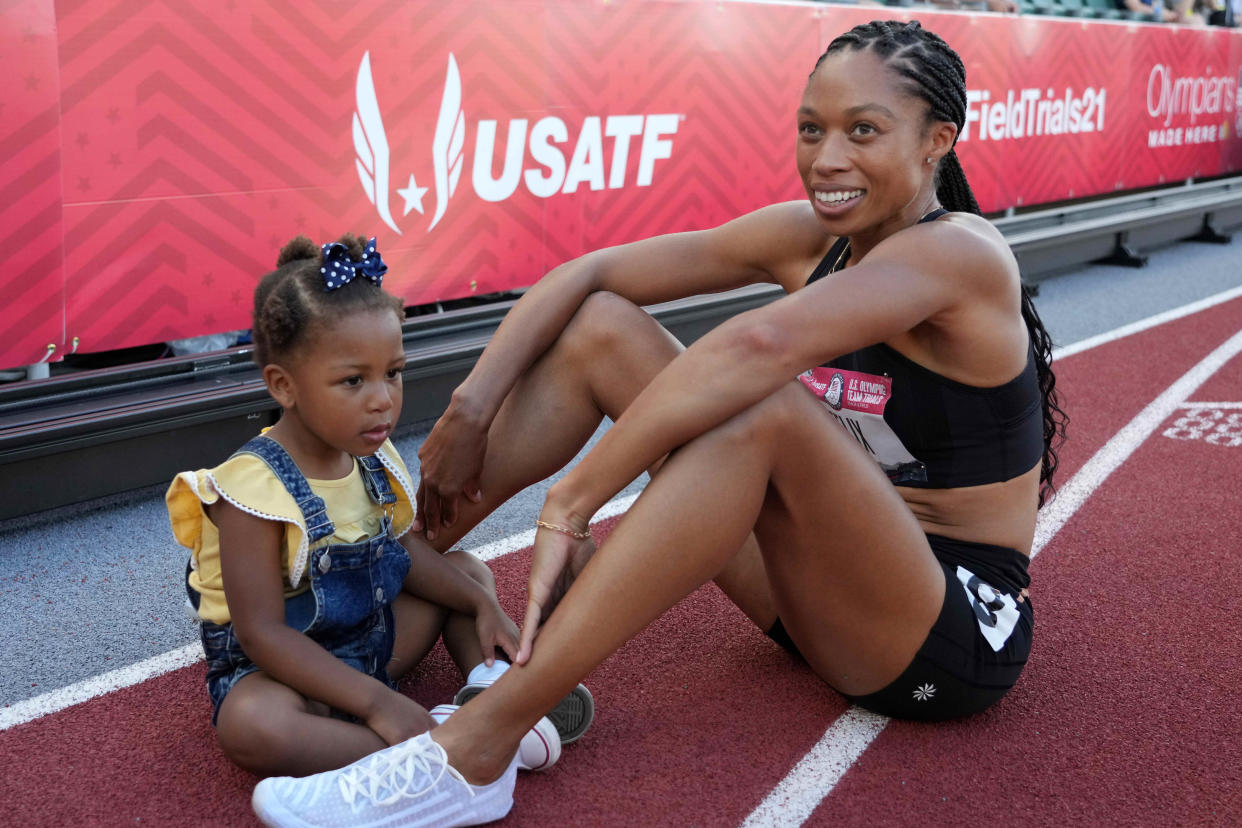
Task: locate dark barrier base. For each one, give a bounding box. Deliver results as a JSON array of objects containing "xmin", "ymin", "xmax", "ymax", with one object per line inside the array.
[{"xmin": 0, "ymin": 286, "xmax": 780, "ymax": 521}]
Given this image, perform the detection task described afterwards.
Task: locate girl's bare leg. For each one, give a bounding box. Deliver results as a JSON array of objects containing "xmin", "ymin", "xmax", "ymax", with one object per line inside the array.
[
  {"xmin": 215, "ymin": 673, "xmax": 388, "ymax": 776},
  {"xmin": 432, "ymin": 382, "xmax": 945, "ymax": 782},
  {"xmin": 217, "ymin": 554, "xmax": 502, "ymax": 777},
  {"xmin": 387, "ymin": 550, "xmax": 505, "ymax": 681}
]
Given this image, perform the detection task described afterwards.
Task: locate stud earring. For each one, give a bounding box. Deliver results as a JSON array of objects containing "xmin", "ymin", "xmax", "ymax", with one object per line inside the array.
[{"xmin": 926, "ymin": 156, "xmax": 933, "ymax": 165}]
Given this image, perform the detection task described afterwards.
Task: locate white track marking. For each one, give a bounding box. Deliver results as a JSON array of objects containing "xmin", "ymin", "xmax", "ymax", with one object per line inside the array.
[
  {"xmin": 1179, "ymin": 401, "xmax": 1242, "ymax": 409},
  {"xmin": 0, "ymin": 644, "xmax": 201, "ymax": 731},
  {"xmin": 470, "ymin": 528, "xmax": 538, "ymax": 563},
  {"xmin": 1033, "ymin": 328, "xmax": 1242, "ymax": 558},
  {"xmin": 471, "ymin": 493, "xmax": 639, "ymax": 562},
  {"xmin": 1052, "ymin": 284, "xmax": 1242, "ymax": 361},
  {"xmin": 742, "ymin": 326, "xmax": 1242, "ymax": 825},
  {"xmin": 0, "ymin": 494, "xmax": 643, "ymax": 732},
  {"xmin": 740, "ymin": 708, "xmax": 889, "ymax": 828}
]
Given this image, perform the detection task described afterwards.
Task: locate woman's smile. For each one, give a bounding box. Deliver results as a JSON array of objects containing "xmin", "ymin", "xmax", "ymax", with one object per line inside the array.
[{"xmin": 812, "ymin": 187, "xmax": 866, "ymax": 216}]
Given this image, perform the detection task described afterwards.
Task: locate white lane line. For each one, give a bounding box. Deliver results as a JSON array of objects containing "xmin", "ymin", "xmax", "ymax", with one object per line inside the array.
[
  {"xmin": 1052, "ymin": 284, "xmax": 1242, "ymax": 361},
  {"xmin": 1033, "ymin": 328, "xmax": 1242, "ymax": 558},
  {"xmin": 0, "ymin": 493, "xmax": 643, "ymax": 733},
  {"xmin": 1179, "ymin": 401, "xmax": 1242, "ymax": 409},
  {"xmin": 471, "ymin": 493, "xmax": 639, "ymax": 562},
  {"xmin": 0, "ymin": 644, "xmax": 201, "ymax": 731},
  {"xmin": 742, "ymin": 326, "xmax": 1242, "ymax": 826},
  {"xmin": 740, "ymin": 708, "xmax": 889, "ymax": 828}
]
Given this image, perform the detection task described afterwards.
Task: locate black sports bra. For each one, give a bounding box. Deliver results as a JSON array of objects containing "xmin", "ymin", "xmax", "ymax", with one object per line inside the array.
[{"xmin": 800, "ymin": 210, "xmax": 1043, "ymax": 488}]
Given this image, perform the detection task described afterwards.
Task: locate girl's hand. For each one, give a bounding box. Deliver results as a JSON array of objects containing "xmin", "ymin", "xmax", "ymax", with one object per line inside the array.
[
  {"xmin": 414, "ymin": 403, "xmax": 488, "ymax": 541},
  {"xmin": 474, "ymin": 598, "xmax": 520, "ymax": 666},
  {"xmin": 516, "ymin": 510, "xmax": 593, "ymax": 664},
  {"xmin": 365, "ymin": 690, "xmax": 437, "ymax": 747}
]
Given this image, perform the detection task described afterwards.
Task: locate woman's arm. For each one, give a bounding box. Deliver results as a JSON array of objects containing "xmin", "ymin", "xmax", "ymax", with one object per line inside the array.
[
  {"xmin": 211, "ymin": 500, "xmax": 430, "ymax": 739},
  {"xmin": 547, "ymin": 217, "xmax": 1016, "ymax": 527},
  {"xmin": 453, "ymin": 202, "xmax": 817, "ymax": 422},
  {"xmin": 414, "ymin": 202, "xmax": 821, "ymax": 537}
]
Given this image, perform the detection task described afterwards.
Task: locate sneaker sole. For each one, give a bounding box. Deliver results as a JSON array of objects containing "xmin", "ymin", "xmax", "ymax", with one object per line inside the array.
[
  {"xmin": 454, "ymin": 683, "xmax": 594, "ymax": 745},
  {"xmin": 253, "ymin": 784, "xmax": 314, "ymax": 828}
]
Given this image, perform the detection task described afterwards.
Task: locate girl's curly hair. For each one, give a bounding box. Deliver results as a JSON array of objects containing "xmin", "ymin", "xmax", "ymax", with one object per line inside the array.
[{"xmin": 251, "ymin": 234, "xmax": 404, "ymax": 366}]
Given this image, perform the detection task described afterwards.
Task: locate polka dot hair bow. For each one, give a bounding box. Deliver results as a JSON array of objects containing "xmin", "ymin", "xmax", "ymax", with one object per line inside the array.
[{"xmin": 319, "ymin": 237, "xmax": 388, "ymax": 291}]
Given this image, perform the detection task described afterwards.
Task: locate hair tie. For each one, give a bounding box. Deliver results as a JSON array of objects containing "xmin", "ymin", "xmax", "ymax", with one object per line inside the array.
[{"xmin": 319, "ymin": 237, "xmax": 387, "ymax": 291}]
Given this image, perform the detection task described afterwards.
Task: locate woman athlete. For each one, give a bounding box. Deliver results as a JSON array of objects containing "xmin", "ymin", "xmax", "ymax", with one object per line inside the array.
[{"xmin": 251, "ymin": 19, "xmax": 1067, "ymax": 827}]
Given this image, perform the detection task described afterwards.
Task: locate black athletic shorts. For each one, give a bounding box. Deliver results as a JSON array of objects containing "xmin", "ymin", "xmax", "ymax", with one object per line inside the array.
[{"xmin": 766, "ymin": 533, "xmax": 1033, "ymax": 721}]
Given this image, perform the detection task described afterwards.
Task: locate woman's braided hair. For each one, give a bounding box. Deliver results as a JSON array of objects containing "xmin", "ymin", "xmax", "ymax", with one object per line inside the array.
[
  {"xmin": 816, "ymin": 20, "xmax": 1068, "ymax": 506},
  {"xmin": 251, "ymin": 234, "xmax": 405, "ymax": 367}
]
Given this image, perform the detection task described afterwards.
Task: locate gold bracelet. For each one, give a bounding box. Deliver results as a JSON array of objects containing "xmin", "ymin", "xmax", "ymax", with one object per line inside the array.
[{"xmin": 535, "ymin": 519, "xmax": 591, "ymax": 540}]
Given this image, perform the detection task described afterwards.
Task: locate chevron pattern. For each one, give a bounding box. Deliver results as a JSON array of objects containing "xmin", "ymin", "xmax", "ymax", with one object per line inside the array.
[
  {"xmin": 1, "ymin": 0, "xmax": 64, "ymax": 369},
  {"xmin": 1, "ymin": 2, "xmax": 1240, "ymax": 370},
  {"xmin": 970, "ymin": 15, "xmax": 1119, "ymax": 207},
  {"xmin": 1129, "ymin": 24, "xmax": 1237, "ymax": 186},
  {"xmin": 951, "ymin": 17, "xmax": 1242, "ymax": 208}
]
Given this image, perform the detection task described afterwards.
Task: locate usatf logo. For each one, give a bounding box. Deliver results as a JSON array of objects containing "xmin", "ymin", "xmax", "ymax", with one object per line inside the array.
[
  {"xmin": 824, "ymin": 372, "xmax": 844, "ymax": 411},
  {"xmin": 353, "ymin": 52, "xmax": 682, "ymax": 236}
]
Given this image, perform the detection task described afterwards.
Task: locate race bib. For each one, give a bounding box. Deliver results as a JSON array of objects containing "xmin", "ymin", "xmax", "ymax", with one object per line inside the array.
[{"xmin": 798, "ymin": 367, "xmax": 927, "ymax": 484}]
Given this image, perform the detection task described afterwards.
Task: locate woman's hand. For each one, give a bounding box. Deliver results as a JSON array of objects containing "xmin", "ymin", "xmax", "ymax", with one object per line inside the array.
[
  {"xmin": 365, "ymin": 689, "xmax": 437, "ymax": 747},
  {"xmin": 474, "ymin": 596, "xmax": 520, "ymax": 666},
  {"xmin": 542, "ymin": 535, "xmax": 596, "ymax": 621},
  {"xmin": 516, "ymin": 503, "xmax": 595, "ymax": 664},
  {"xmin": 414, "ymin": 399, "xmax": 489, "ymax": 541}
]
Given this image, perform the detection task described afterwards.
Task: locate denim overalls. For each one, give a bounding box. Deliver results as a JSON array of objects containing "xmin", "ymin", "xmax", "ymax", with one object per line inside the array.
[{"xmin": 191, "ymin": 436, "xmax": 412, "ymax": 724}]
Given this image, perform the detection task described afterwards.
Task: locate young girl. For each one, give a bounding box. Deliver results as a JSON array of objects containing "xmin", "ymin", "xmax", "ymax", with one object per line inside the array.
[{"xmin": 166, "ymin": 234, "xmax": 590, "ymax": 778}]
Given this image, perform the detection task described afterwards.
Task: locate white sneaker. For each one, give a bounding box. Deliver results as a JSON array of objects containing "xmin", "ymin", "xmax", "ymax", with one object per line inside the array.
[
  {"xmin": 453, "ymin": 680, "xmax": 594, "ymax": 745},
  {"xmin": 252, "ymin": 731, "xmax": 516, "ymax": 828},
  {"xmin": 430, "ymin": 704, "xmax": 561, "ymax": 772}
]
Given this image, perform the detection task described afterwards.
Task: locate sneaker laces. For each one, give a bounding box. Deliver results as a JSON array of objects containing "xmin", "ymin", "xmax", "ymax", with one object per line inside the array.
[{"xmin": 335, "ymin": 737, "xmax": 474, "ymax": 809}]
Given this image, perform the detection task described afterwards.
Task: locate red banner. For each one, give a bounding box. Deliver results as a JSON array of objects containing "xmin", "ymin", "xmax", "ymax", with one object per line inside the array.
[
  {"xmin": 1, "ymin": 0, "xmax": 64, "ymax": 370},
  {"xmin": 939, "ymin": 14, "xmax": 1242, "ymax": 207},
  {"xmin": 1, "ymin": 1, "xmax": 1240, "ymax": 369}
]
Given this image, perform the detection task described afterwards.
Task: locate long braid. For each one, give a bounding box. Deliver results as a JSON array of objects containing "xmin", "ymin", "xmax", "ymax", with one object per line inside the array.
[{"xmin": 816, "ymin": 20, "xmax": 1067, "ymax": 506}]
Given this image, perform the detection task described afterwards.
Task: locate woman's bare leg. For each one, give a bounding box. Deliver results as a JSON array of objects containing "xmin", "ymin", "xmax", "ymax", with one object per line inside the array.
[
  {"xmin": 423, "ymin": 292, "xmax": 684, "ymax": 552},
  {"xmin": 712, "ymin": 534, "xmax": 778, "ymax": 629},
  {"xmin": 422, "ymin": 292, "xmax": 781, "ymax": 628},
  {"xmin": 432, "ymin": 382, "xmax": 945, "ymax": 781}
]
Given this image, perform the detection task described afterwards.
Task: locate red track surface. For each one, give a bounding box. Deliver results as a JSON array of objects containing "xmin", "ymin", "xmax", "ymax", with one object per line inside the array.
[{"xmin": 3, "ymin": 298, "xmax": 1240, "ymax": 827}]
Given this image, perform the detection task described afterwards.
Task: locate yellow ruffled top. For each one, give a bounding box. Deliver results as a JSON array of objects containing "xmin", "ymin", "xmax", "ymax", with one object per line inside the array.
[{"xmin": 166, "ymin": 438, "xmax": 415, "ymax": 625}]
